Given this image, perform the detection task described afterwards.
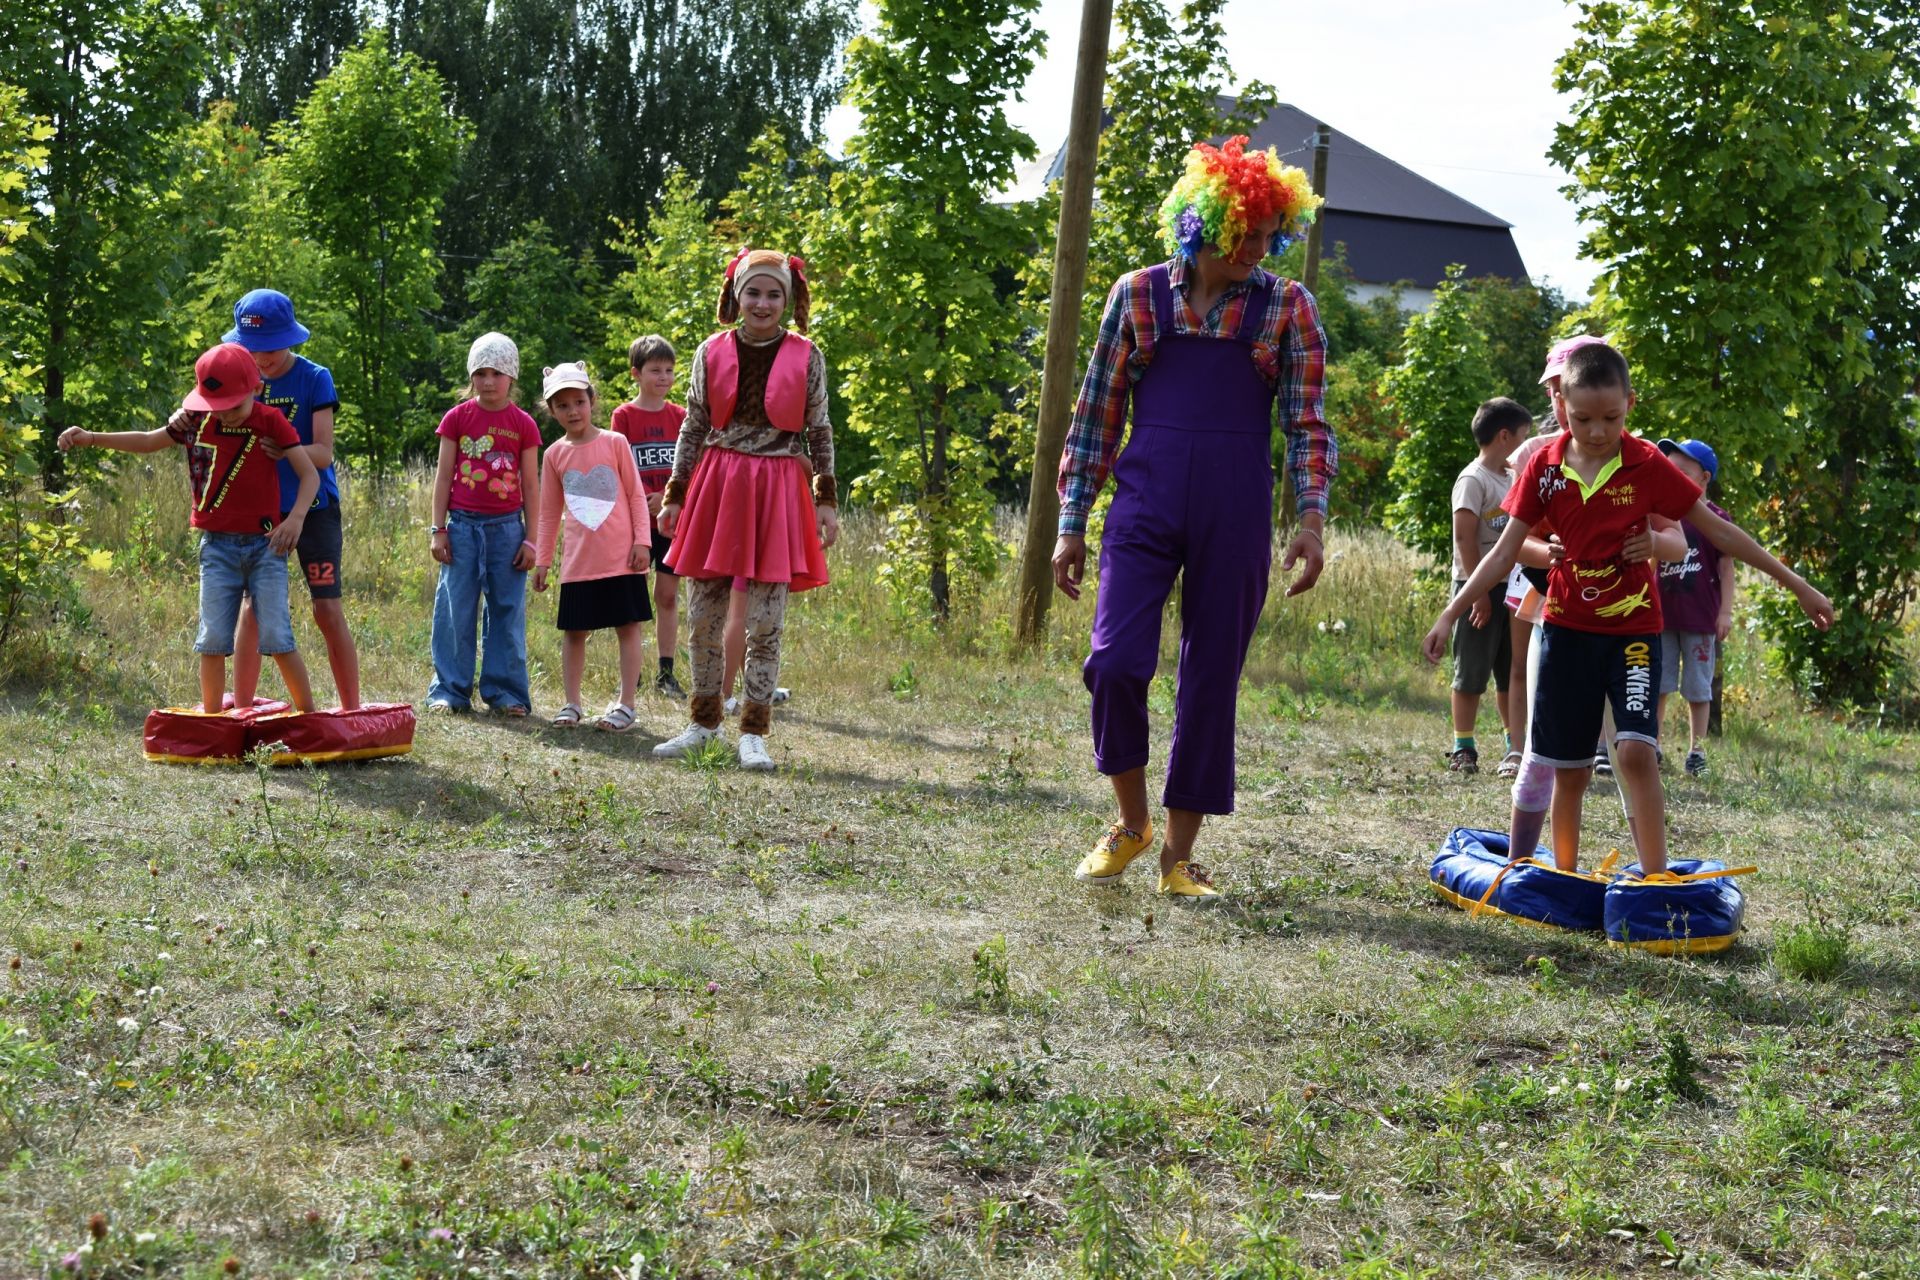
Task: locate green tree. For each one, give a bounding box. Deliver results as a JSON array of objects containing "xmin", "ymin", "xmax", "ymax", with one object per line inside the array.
[
  {"xmin": 829, "ymin": 0, "xmax": 1046, "ymax": 619},
  {"xmin": 0, "ymin": 84, "xmax": 110, "ymax": 649},
  {"xmin": 276, "ymin": 28, "xmax": 466, "ymax": 474},
  {"xmin": 1459, "ymin": 275, "xmax": 1572, "ymax": 416},
  {"xmin": 0, "ymin": 0, "xmax": 205, "ymax": 483},
  {"xmin": 597, "ymin": 169, "xmax": 726, "ymax": 397},
  {"xmin": 1552, "ymin": 0, "xmax": 1920, "ymax": 705},
  {"xmin": 1321, "ymin": 351, "xmax": 1400, "ymax": 524},
  {"xmin": 1383, "ymin": 267, "xmax": 1499, "ymax": 566},
  {"xmin": 464, "ymin": 220, "xmax": 602, "ymax": 404}
]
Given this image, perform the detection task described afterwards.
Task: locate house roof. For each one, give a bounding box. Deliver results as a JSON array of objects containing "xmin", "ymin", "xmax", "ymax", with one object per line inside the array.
[{"xmin": 1013, "ymin": 98, "xmax": 1530, "ymax": 288}]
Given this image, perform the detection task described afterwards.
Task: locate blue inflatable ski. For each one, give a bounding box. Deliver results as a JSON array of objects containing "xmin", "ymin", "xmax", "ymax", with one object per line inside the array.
[
  {"xmin": 1429, "ymin": 828, "xmax": 1610, "ymax": 932},
  {"xmin": 1604, "ymin": 860, "xmax": 1747, "ymax": 954},
  {"xmin": 1431, "ymin": 829, "xmax": 1750, "ymax": 951}
]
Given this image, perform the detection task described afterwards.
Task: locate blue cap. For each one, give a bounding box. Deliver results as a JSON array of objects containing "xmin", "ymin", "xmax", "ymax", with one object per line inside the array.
[
  {"xmin": 223, "ymin": 289, "xmax": 311, "ymax": 351},
  {"xmin": 1656, "ymin": 437, "xmax": 1718, "ymax": 481}
]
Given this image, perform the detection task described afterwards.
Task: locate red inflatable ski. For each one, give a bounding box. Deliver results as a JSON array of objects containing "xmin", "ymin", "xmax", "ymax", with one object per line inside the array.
[{"xmin": 144, "ymin": 698, "xmax": 415, "ymax": 766}]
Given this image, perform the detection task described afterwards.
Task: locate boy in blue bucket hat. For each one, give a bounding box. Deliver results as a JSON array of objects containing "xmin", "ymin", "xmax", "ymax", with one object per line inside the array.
[
  {"xmin": 1654, "ymin": 437, "xmax": 1731, "ymax": 778},
  {"xmin": 170, "ymin": 289, "xmax": 362, "ymax": 709}
]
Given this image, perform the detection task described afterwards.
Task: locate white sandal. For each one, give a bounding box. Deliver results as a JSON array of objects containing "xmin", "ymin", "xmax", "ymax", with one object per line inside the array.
[
  {"xmin": 597, "ymin": 703, "xmax": 637, "ymax": 733},
  {"xmin": 550, "ymin": 703, "xmax": 584, "ymax": 727}
]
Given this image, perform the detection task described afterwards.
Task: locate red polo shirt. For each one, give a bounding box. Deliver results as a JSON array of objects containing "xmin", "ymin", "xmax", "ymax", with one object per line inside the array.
[{"xmin": 1504, "ymin": 432, "xmax": 1703, "ymax": 634}]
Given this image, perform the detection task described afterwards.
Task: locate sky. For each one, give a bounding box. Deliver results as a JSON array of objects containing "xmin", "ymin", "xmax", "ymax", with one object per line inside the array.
[{"xmin": 825, "ymin": 0, "xmax": 1600, "ymax": 301}]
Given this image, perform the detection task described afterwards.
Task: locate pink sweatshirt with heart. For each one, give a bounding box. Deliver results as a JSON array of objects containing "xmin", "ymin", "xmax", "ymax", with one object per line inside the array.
[{"xmin": 535, "ymin": 427, "xmax": 652, "ymax": 583}]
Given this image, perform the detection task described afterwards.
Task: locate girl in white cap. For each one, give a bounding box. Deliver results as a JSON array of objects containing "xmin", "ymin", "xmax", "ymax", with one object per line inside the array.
[
  {"xmin": 532, "ymin": 362, "xmax": 653, "ymax": 730},
  {"xmin": 426, "ymin": 333, "xmax": 544, "ymax": 714}
]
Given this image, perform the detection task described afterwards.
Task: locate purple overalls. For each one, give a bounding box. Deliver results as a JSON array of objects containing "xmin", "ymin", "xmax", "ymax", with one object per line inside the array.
[{"xmin": 1084, "ymin": 264, "xmax": 1277, "ymax": 814}]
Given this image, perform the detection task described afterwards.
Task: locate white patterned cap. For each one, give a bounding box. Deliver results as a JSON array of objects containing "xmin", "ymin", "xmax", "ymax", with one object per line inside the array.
[
  {"xmin": 467, "ymin": 332, "xmax": 520, "ymax": 381},
  {"xmin": 541, "ymin": 362, "xmax": 594, "ymax": 404}
]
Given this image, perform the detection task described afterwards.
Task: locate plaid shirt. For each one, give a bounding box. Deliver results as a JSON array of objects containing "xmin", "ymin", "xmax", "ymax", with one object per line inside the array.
[{"xmin": 1056, "ymin": 258, "xmax": 1335, "ymax": 536}]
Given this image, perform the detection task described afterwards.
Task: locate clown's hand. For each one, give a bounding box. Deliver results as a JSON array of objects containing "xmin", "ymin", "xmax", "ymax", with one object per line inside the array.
[{"xmin": 1281, "ymin": 527, "xmax": 1325, "ymax": 598}]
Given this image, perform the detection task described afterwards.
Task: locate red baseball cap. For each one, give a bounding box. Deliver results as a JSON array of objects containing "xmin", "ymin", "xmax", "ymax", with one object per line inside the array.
[{"xmin": 182, "ymin": 343, "xmax": 262, "ymax": 412}]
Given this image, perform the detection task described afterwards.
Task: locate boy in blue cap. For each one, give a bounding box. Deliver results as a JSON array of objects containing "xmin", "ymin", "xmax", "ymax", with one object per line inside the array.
[
  {"xmin": 171, "ymin": 290, "xmax": 361, "ymax": 709},
  {"xmin": 1654, "ymin": 438, "xmax": 1732, "ymax": 777}
]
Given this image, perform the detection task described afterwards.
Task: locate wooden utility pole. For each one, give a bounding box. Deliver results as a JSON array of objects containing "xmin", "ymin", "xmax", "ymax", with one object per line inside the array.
[
  {"xmin": 1301, "ymin": 123, "xmax": 1332, "ymax": 293},
  {"xmin": 1280, "ymin": 125, "xmax": 1333, "ymax": 527},
  {"xmin": 1013, "ymin": 0, "xmax": 1114, "ymax": 649}
]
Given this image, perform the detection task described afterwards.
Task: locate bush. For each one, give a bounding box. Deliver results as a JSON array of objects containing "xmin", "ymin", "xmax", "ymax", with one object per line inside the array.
[
  {"xmin": 1774, "ymin": 922, "xmax": 1850, "ymax": 982},
  {"xmin": 1321, "ymin": 352, "xmax": 1401, "ymax": 523},
  {"xmin": 1383, "ymin": 267, "xmax": 1501, "ymax": 566}
]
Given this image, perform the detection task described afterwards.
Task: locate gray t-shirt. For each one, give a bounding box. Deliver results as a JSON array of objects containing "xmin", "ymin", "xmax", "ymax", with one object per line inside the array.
[{"xmin": 1450, "ymin": 458, "xmax": 1512, "ymax": 582}]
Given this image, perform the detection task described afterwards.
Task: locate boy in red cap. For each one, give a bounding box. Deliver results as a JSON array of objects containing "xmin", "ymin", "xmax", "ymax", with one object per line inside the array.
[{"xmin": 61, "ymin": 343, "xmax": 322, "ymax": 714}]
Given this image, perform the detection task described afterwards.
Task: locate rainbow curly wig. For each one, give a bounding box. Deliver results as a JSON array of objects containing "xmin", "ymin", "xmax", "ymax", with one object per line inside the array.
[{"xmin": 1157, "ymin": 136, "xmax": 1323, "ymax": 261}]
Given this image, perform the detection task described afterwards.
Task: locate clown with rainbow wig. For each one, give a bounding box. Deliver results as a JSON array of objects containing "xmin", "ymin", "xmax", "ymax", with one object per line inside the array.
[{"xmin": 1053, "ymin": 136, "xmax": 1338, "ymax": 900}]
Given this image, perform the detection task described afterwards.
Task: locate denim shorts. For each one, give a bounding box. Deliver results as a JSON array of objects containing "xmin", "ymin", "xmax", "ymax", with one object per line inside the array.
[{"xmin": 196, "ymin": 532, "xmax": 296, "ymax": 655}]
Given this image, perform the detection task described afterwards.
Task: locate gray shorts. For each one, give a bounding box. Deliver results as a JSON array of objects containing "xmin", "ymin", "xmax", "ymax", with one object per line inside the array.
[
  {"xmin": 1660, "ymin": 630, "xmax": 1716, "ymax": 703},
  {"xmin": 1450, "ymin": 582, "xmax": 1511, "ymax": 694}
]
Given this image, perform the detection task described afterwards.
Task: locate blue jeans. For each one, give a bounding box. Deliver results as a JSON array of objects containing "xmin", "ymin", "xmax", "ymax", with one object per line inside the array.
[
  {"xmin": 427, "ymin": 510, "xmax": 530, "ymax": 710},
  {"xmin": 196, "ymin": 532, "xmax": 295, "ymax": 655}
]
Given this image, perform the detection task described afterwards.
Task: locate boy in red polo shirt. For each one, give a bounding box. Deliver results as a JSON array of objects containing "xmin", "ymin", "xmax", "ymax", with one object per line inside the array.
[
  {"xmin": 1422, "ymin": 343, "xmax": 1832, "ymax": 876},
  {"xmin": 60, "ymin": 343, "xmax": 323, "ymax": 715}
]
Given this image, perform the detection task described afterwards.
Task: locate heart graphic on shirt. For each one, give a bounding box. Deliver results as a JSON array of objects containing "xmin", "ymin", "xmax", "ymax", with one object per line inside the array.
[{"xmin": 562, "ymin": 464, "xmax": 619, "ymax": 530}]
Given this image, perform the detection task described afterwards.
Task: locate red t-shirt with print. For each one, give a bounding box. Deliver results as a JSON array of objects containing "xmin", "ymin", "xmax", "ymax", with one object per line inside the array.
[
  {"xmin": 184, "ymin": 403, "xmax": 302, "ymax": 534},
  {"xmin": 1504, "ymin": 431, "xmax": 1703, "ymax": 635},
  {"xmin": 436, "ymin": 399, "xmax": 543, "ymax": 515},
  {"xmin": 610, "ymin": 401, "xmax": 685, "ymax": 497}
]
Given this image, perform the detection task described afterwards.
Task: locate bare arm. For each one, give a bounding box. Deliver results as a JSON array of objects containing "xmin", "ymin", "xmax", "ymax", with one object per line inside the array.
[
  {"xmin": 1716, "ymin": 551, "xmax": 1736, "ymax": 641},
  {"xmin": 429, "ymin": 436, "xmax": 457, "ymax": 565},
  {"xmin": 305, "ymin": 406, "xmax": 335, "ymax": 471},
  {"xmin": 1686, "ymin": 501, "xmax": 1832, "ymax": 629},
  {"xmin": 57, "ymin": 427, "xmax": 177, "ymax": 455},
  {"xmin": 1453, "ymin": 509, "xmax": 1489, "ymax": 627},
  {"xmin": 270, "ymin": 448, "xmax": 320, "ymax": 555},
  {"xmin": 512, "ymin": 443, "xmax": 539, "ymax": 571},
  {"xmin": 1424, "ymin": 516, "xmax": 1535, "ymax": 662}
]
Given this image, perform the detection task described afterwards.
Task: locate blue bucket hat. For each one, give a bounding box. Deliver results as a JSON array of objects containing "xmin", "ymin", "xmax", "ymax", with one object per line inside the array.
[
  {"xmin": 1656, "ymin": 437, "xmax": 1718, "ymax": 481},
  {"xmin": 223, "ymin": 289, "xmax": 311, "ymax": 351}
]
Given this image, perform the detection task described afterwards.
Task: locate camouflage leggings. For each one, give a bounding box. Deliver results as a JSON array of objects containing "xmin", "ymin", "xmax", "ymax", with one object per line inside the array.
[{"xmin": 687, "ymin": 577, "xmax": 787, "ymax": 731}]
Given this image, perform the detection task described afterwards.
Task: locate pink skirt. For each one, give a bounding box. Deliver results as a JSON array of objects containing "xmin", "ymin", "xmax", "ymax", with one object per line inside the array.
[{"xmin": 667, "ymin": 448, "xmax": 830, "ymax": 592}]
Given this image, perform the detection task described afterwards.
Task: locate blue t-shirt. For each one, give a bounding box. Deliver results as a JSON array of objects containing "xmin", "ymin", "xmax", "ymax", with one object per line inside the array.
[{"xmin": 257, "ymin": 355, "xmax": 342, "ymax": 511}]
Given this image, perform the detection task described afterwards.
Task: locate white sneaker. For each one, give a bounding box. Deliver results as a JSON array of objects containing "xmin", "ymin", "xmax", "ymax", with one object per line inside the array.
[
  {"xmin": 723, "ymin": 695, "xmax": 740, "ymax": 717},
  {"xmin": 737, "ymin": 733, "xmax": 775, "ymax": 771},
  {"xmin": 771, "ymin": 687, "xmax": 791, "ymax": 705},
  {"xmin": 653, "ymin": 723, "xmax": 721, "ymax": 758}
]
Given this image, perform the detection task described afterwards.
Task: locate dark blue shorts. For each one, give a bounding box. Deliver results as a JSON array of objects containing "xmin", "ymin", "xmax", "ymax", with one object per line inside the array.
[{"xmin": 1529, "ymin": 623, "xmax": 1662, "ymax": 766}]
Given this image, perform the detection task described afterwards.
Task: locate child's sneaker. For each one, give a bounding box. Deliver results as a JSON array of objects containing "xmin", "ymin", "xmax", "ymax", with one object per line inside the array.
[
  {"xmin": 655, "ymin": 670, "xmax": 686, "ymax": 699},
  {"xmin": 1593, "ymin": 751, "xmax": 1613, "ymax": 777},
  {"xmin": 1684, "ymin": 748, "xmax": 1709, "ymax": 778},
  {"xmin": 653, "ymin": 723, "xmax": 720, "ymax": 758},
  {"xmin": 1075, "ymin": 822, "xmax": 1154, "ymax": 884},
  {"xmin": 1447, "ymin": 745, "xmax": 1479, "ymax": 774},
  {"xmin": 723, "ymin": 695, "xmax": 740, "ymax": 717},
  {"xmin": 737, "ymin": 733, "xmax": 775, "ymax": 772},
  {"xmin": 1157, "ymin": 860, "xmax": 1221, "ymax": 900},
  {"xmin": 771, "ymin": 687, "xmax": 791, "ymax": 705}
]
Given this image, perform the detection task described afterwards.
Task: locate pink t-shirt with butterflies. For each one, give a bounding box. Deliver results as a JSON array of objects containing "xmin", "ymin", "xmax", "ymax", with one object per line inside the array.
[
  {"xmin": 534, "ymin": 428, "xmax": 652, "ymax": 583},
  {"xmin": 436, "ymin": 399, "xmax": 543, "ymax": 515}
]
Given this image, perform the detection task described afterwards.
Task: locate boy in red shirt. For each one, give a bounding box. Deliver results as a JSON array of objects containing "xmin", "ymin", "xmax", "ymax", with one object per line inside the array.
[
  {"xmin": 1422, "ymin": 343, "xmax": 1832, "ymax": 876},
  {"xmin": 610, "ymin": 335, "xmax": 688, "ymax": 697},
  {"xmin": 60, "ymin": 343, "xmax": 323, "ymax": 715}
]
